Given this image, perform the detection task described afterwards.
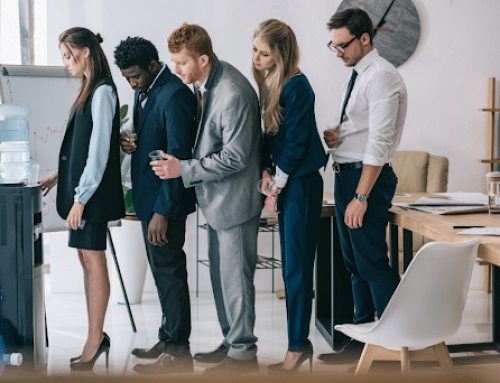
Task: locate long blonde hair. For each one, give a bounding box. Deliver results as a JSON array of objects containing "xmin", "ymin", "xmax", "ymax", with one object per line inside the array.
[{"xmin": 252, "ymin": 19, "xmax": 301, "ymax": 135}]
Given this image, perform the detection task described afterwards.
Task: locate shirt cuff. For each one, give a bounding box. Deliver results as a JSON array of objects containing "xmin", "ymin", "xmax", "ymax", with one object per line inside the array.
[{"xmin": 274, "ymin": 166, "xmax": 289, "ymax": 189}]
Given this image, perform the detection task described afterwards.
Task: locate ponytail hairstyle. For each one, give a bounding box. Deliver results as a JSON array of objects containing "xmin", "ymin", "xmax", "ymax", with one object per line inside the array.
[
  {"xmin": 59, "ymin": 27, "xmax": 112, "ymax": 113},
  {"xmin": 252, "ymin": 19, "xmax": 301, "ymax": 135}
]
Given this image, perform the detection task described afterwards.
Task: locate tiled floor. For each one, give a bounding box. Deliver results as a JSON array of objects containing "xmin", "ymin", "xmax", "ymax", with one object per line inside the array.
[{"xmin": 5, "ymin": 279, "xmax": 500, "ymax": 380}]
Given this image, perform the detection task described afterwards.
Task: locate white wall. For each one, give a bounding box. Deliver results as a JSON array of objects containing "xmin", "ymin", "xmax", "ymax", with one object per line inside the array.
[{"xmin": 45, "ymin": 0, "xmax": 500, "ymax": 292}]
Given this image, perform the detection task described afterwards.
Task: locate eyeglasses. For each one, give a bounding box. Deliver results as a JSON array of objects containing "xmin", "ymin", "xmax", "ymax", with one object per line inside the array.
[{"xmin": 327, "ymin": 35, "xmax": 359, "ymax": 54}]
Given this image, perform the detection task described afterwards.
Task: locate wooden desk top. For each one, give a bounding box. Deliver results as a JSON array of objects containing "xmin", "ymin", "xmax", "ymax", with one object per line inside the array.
[
  {"xmin": 322, "ymin": 192, "xmax": 500, "ymax": 265},
  {"xmin": 390, "ymin": 193, "xmax": 500, "ymax": 265}
]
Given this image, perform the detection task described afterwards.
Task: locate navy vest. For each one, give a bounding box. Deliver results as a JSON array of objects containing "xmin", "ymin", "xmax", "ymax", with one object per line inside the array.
[{"xmin": 57, "ymin": 76, "xmax": 125, "ymax": 223}]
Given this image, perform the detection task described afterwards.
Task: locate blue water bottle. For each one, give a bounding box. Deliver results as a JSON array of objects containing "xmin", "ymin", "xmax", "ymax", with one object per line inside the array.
[{"xmin": 0, "ymin": 335, "xmax": 23, "ymax": 373}]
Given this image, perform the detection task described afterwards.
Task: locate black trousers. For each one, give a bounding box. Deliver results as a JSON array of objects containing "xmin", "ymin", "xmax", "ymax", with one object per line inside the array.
[
  {"xmin": 334, "ymin": 166, "xmax": 400, "ymax": 324},
  {"xmin": 141, "ymin": 217, "xmax": 191, "ymax": 356}
]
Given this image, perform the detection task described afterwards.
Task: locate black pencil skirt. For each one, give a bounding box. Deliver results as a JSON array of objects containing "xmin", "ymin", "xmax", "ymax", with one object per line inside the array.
[{"xmin": 68, "ymin": 222, "xmax": 108, "ymax": 251}]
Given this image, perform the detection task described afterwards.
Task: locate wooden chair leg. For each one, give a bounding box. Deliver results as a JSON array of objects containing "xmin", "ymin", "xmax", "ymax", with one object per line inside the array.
[
  {"xmin": 485, "ymin": 264, "xmax": 492, "ymax": 293},
  {"xmin": 355, "ymin": 344, "xmax": 375, "ymax": 375},
  {"xmin": 401, "ymin": 347, "xmax": 411, "ymax": 374},
  {"xmin": 433, "ymin": 342, "xmax": 455, "ymax": 375}
]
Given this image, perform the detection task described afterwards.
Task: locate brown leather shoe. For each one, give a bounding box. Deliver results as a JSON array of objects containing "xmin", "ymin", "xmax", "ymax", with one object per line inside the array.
[
  {"xmin": 133, "ymin": 353, "xmax": 194, "ymax": 374},
  {"xmin": 193, "ymin": 344, "xmax": 229, "ymax": 363},
  {"xmin": 203, "ymin": 356, "xmax": 259, "ymax": 374},
  {"xmin": 131, "ymin": 341, "xmax": 168, "ymax": 359}
]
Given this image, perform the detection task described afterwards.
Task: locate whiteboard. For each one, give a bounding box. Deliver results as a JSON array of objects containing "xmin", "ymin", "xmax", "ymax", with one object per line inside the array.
[{"xmin": 0, "ymin": 64, "xmax": 80, "ymax": 232}]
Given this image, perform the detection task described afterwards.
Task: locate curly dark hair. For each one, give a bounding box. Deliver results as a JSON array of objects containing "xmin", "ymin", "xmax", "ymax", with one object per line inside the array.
[{"xmin": 114, "ymin": 36, "xmax": 159, "ymax": 70}]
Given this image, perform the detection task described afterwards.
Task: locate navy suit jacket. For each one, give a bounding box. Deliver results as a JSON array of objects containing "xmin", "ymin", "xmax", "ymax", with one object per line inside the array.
[
  {"xmin": 131, "ymin": 65, "xmax": 197, "ymax": 222},
  {"xmin": 262, "ymin": 73, "xmax": 327, "ymax": 177}
]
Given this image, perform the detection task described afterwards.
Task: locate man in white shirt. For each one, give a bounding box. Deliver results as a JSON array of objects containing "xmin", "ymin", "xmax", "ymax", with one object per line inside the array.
[{"xmin": 320, "ymin": 7, "xmax": 408, "ymax": 364}]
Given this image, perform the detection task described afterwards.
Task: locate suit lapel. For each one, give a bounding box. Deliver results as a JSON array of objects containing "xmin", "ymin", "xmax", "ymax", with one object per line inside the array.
[
  {"xmin": 193, "ymin": 56, "xmax": 222, "ymax": 149},
  {"xmin": 136, "ymin": 65, "xmax": 171, "ymax": 134}
]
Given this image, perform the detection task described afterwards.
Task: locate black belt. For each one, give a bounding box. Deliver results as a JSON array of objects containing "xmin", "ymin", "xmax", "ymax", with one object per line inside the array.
[
  {"xmin": 333, "ymin": 161, "xmax": 363, "ymax": 173},
  {"xmin": 333, "ymin": 161, "xmax": 391, "ymax": 173}
]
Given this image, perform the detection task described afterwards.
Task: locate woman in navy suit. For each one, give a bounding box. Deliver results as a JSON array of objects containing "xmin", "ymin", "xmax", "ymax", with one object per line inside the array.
[
  {"xmin": 252, "ymin": 19, "xmax": 328, "ymax": 373},
  {"xmin": 39, "ymin": 27, "xmax": 124, "ymax": 370}
]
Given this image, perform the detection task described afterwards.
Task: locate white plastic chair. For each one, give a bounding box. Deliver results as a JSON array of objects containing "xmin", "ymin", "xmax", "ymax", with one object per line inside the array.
[{"xmin": 335, "ymin": 238, "xmax": 481, "ymax": 375}]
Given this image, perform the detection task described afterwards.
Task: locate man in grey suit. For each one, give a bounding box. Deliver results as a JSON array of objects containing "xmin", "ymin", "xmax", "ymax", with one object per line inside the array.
[{"xmin": 151, "ymin": 23, "xmax": 263, "ymax": 375}]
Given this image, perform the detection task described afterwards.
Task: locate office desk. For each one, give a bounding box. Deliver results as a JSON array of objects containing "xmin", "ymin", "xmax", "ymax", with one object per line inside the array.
[
  {"xmin": 389, "ymin": 194, "xmax": 500, "ymax": 355},
  {"xmin": 316, "ymin": 194, "xmax": 500, "ymax": 356}
]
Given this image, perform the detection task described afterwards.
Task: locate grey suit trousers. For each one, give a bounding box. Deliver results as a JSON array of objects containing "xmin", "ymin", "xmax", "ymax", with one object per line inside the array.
[{"xmin": 206, "ymin": 213, "xmax": 260, "ymax": 360}]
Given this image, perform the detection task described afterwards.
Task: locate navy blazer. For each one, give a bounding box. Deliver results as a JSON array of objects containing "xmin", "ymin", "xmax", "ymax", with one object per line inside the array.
[
  {"xmin": 262, "ymin": 73, "xmax": 327, "ymax": 178},
  {"xmin": 131, "ymin": 65, "xmax": 197, "ymax": 222}
]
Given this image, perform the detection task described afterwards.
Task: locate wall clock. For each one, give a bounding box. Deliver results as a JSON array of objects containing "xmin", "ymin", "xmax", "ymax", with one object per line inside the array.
[{"xmin": 337, "ymin": 0, "xmax": 420, "ymax": 67}]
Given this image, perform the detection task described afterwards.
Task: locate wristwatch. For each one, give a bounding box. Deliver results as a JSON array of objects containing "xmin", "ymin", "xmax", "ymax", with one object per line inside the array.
[{"xmin": 354, "ymin": 193, "xmax": 369, "ymax": 203}]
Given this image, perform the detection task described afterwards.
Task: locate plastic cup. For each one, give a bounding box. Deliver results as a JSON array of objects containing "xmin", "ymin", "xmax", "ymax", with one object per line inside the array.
[
  {"xmin": 28, "ymin": 163, "xmax": 39, "ymax": 186},
  {"xmin": 325, "ymin": 117, "xmax": 344, "ymax": 149},
  {"xmin": 488, "ymin": 181, "xmax": 500, "ymax": 215},
  {"xmin": 257, "ymin": 178, "xmax": 278, "ymax": 195},
  {"xmin": 149, "ymin": 150, "xmax": 165, "ymax": 161}
]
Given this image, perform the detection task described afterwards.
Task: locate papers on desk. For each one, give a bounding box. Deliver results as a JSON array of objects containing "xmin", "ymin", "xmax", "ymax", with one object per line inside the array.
[
  {"xmin": 394, "ymin": 192, "xmax": 489, "ymax": 215},
  {"xmin": 458, "ymin": 227, "xmax": 500, "ymax": 236}
]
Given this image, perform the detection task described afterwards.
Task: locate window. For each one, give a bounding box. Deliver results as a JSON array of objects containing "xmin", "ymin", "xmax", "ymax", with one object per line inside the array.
[{"xmin": 0, "ymin": 0, "xmax": 47, "ymax": 65}]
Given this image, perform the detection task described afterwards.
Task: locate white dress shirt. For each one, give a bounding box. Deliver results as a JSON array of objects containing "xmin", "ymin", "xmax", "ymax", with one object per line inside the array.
[{"xmin": 330, "ymin": 48, "xmax": 407, "ymax": 166}]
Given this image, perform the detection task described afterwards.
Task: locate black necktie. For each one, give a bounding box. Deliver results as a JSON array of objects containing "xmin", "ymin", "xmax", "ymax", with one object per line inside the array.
[
  {"xmin": 340, "ymin": 69, "xmax": 358, "ymax": 124},
  {"xmin": 135, "ymin": 92, "xmax": 148, "ymax": 128}
]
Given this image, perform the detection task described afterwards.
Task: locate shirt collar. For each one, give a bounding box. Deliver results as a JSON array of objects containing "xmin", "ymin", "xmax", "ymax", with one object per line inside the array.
[
  {"xmin": 145, "ymin": 61, "xmax": 166, "ymax": 95},
  {"xmin": 197, "ymin": 81, "xmax": 207, "ymax": 94},
  {"xmin": 354, "ymin": 48, "xmax": 379, "ymax": 75}
]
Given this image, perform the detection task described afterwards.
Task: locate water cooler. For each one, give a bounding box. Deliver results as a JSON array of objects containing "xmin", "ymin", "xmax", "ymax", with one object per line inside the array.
[{"xmin": 0, "ymin": 185, "xmax": 47, "ymax": 372}]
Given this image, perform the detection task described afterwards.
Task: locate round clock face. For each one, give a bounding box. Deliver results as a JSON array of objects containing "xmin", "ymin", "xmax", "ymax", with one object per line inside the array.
[{"xmin": 337, "ymin": 0, "xmax": 420, "ymax": 67}]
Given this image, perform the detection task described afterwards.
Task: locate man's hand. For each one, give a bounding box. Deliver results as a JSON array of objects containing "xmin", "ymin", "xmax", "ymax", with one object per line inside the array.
[
  {"xmin": 120, "ymin": 132, "xmax": 137, "ymax": 154},
  {"xmin": 323, "ymin": 124, "xmax": 343, "ymax": 149},
  {"xmin": 148, "ymin": 213, "xmax": 168, "ymax": 246},
  {"xmin": 67, "ymin": 202, "xmax": 85, "ymax": 231},
  {"xmin": 151, "ymin": 153, "xmax": 181, "ymax": 179},
  {"xmin": 344, "ymin": 198, "xmax": 367, "ymax": 229},
  {"xmin": 39, "ymin": 172, "xmax": 58, "ymax": 196}
]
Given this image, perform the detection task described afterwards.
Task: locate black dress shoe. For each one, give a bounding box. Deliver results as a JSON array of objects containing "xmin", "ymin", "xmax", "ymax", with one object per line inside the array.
[
  {"xmin": 131, "ymin": 341, "xmax": 168, "ymax": 359},
  {"xmin": 203, "ymin": 356, "xmax": 259, "ymax": 375},
  {"xmin": 193, "ymin": 344, "xmax": 229, "ymax": 363},
  {"xmin": 133, "ymin": 353, "xmax": 194, "ymax": 375},
  {"xmin": 317, "ymin": 339, "xmax": 364, "ymax": 365}
]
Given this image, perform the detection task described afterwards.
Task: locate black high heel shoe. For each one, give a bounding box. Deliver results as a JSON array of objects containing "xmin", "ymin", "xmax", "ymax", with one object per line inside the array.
[
  {"xmin": 70, "ymin": 332, "xmax": 109, "ymax": 364},
  {"xmin": 268, "ymin": 342, "xmax": 314, "ymax": 374},
  {"xmin": 70, "ymin": 334, "xmax": 110, "ymax": 371}
]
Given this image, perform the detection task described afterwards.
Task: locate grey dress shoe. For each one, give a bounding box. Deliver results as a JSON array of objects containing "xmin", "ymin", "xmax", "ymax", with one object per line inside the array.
[
  {"xmin": 193, "ymin": 343, "xmax": 229, "ymax": 363},
  {"xmin": 131, "ymin": 341, "xmax": 168, "ymax": 359},
  {"xmin": 133, "ymin": 353, "xmax": 194, "ymax": 374},
  {"xmin": 203, "ymin": 356, "xmax": 259, "ymax": 374}
]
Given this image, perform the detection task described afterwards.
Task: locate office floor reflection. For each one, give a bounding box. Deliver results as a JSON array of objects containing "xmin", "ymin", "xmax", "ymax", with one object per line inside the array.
[{"xmin": 13, "ymin": 280, "xmax": 500, "ymax": 378}]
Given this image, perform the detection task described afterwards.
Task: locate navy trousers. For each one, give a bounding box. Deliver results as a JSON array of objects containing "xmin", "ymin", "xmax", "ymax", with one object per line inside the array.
[
  {"xmin": 334, "ymin": 166, "xmax": 400, "ymax": 324},
  {"xmin": 277, "ymin": 171, "xmax": 323, "ymax": 352},
  {"xmin": 141, "ymin": 217, "xmax": 191, "ymax": 356}
]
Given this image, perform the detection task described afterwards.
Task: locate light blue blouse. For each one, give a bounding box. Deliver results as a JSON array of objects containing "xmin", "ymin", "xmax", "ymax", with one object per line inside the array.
[{"xmin": 74, "ymin": 84, "xmax": 117, "ymax": 205}]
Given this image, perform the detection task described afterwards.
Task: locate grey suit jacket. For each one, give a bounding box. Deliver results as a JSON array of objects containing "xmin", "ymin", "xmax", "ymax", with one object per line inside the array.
[{"xmin": 179, "ymin": 56, "xmax": 263, "ymax": 231}]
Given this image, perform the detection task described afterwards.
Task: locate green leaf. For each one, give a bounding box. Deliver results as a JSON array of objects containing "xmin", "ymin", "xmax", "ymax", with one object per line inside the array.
[{"xmin": 120, "ymin": 104, "xmax": 129, "ymax": 120}]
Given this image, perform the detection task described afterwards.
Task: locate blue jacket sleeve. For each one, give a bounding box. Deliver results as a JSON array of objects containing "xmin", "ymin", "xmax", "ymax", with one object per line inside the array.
[
  {"xmin": 153, "ymin": 87, "xmax": 197, "ymax": 218},
  {"xmin": 275, "ymin": 78, "xmax": 314, "ymax": 175}
]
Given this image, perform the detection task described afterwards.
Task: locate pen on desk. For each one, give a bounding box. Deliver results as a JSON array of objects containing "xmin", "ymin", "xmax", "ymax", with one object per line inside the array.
[{"xmin": 453, "ymin": 225, "xmax": 485, "ymax": 229}]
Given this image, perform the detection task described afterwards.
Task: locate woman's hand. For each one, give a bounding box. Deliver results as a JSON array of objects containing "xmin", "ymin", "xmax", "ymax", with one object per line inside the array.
[
  {"xmin": 39, "ymin": 172, "xmax": 58, "ymax": 196},
  {"xmin": 264, "ymin": 193, "xmax": 280, "ymax": 214},
  {"xmin": 67, "ymin": 202, "xmax": 85, "ymax": 230}
]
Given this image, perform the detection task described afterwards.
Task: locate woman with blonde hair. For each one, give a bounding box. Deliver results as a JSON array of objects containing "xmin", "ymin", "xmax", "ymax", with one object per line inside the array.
[
  {"xmin": 253, "ymin": 19, "xmax": 327, "ymax": 373},
  {"xmin": 39, "ymin": 27, "xmax": 124, "ymax": 370}
]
